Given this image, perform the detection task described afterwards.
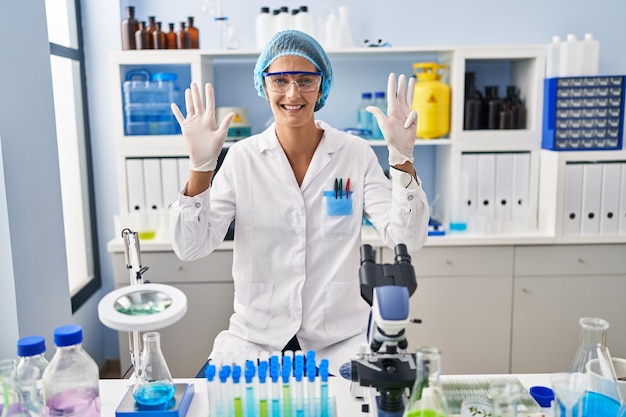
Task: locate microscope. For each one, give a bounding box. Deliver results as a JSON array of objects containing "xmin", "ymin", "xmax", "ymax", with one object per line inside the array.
[{"xmin": 347, "ymin": 243, "xmax": 420, "ymax": 417}]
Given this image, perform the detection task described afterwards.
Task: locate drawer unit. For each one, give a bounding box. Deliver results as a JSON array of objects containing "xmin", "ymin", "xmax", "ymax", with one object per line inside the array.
[{"xmin": 514, "ymin": 244, "xmax": 626, "ymax": 276}]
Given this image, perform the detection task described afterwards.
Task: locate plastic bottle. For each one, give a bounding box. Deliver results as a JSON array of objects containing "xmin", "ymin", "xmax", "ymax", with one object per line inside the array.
[
  {"xmin": 370, "ymin": 91, "xmax": 386, "ymax": 139},
  {"xmin": 42, "ymin": 325, "xmax": 100, "ymax": 417},
  {"xmin": 546, "ymin": 35, "xmax": 561, "ymax": 78},
  {"xmin": 255, "ymin": 7, "xmax": 273, "ymax": 50},
  {"xmin": 186, "ymin": 16, "xmax": 199, "ymax": 49},
  {"xmin": 294, "ymin": 6, "xmax": 315, "ymax": 38},
  {"xmin": 16, "ymin": 335, "xmax": 49, "ymax": 409},
  {"xmin": 338, "ymin": 6, "xmax": 355, "ymax": 48},
  {"xmin": 581, "ymin": 33, "xmax": 600, "ymax": 76},
  {"xmin": 120, "ymin": 6, "xmax": 139, "ymax": 50},
  {"xmin": 559, "ymin": 34, "xmax": 584, "ymax": 77},
  {"xmin": 275, "ymin": 6, "xmax": 293, "ymax": 33},
  {"xmin": 357, "ymin": 92, "xmax": 373, "ymax": 137}
]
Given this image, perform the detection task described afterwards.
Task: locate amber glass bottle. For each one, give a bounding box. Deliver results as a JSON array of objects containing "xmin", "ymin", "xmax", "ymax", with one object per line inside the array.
[
  {"xmin": 146, "ymin": 16, "xmax": 156, "ymax": 49},
  {"xmin": 177, "ymin": 22, "xmax": 191, "ymax": 49},
  {"xmin": 165, "ymin": 23, "xmax": 177, "ymax": 49},
  {"xmin": 153, "ymin": 22, "xmax": 166, "ymax": 49},
  {"xmin": 135, "ymin": 21, "xmax": 151, "ymax": 50},
  {"xmin": 186, "ymin": 16, "xmax": 200, "ymax": 49},
  {"xmin": 121, "ymin": 6, "xmax": 139, "ymax": 50}
]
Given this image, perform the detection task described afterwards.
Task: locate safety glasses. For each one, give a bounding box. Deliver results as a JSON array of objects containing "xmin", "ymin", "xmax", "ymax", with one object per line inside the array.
[{"xmin": 263, "ymin": 71, "xmax": 322, "ymax": 93}]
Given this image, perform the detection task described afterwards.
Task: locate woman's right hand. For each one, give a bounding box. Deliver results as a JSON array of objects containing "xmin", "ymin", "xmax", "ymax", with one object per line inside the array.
[{"xmin": 171, "ymin": 82, "xmax": 235, "ymax": 172}]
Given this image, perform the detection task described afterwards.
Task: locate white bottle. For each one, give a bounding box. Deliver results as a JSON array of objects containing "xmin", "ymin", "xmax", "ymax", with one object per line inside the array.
[
  {"xmin": 581, "ymin": 33, "xmax": 600, "ymax": 76},
  {"xmin": 546, "ymin": 35, "xmax": 561, "ymax": 78},
  {"xmin": 559, "ymin": 34, "xmax": 584, "ymax": 77},
  {"xmin": 338, "ymin": 6, "xmax": 354, "ymax": 48},
  {"xmin": 275, "ymin": 6, "xmax": 293, "ymax": 33},
  {"xmin": 295, "ymin": 6, "xmax": 315, "ymax": 38},
  {"xmin": 324, "ymin": 12, "xmax": 340, "ymax": 49},
  {"xmin": 255, "ymin": 7, "xmax": 273, "ymax": 50}
]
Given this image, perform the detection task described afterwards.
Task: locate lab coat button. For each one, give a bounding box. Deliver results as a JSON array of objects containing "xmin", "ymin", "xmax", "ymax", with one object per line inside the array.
[
  {"xmin": 194, "ymin": 202, "xmax": 201, "ymax": 208},
  {"xmin": 407, "ymin": 195, "xmax": 414, "ymax": 201}
]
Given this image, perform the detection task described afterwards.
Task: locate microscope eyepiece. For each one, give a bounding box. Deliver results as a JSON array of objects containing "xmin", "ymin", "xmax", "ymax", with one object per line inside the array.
[
  {"xmin": 394, "ymin": 244, "xmax": 411, "ymax": 264},
  {"xmin": 360, "ymin": 244, "xmax": 376, "ymax": 264}
]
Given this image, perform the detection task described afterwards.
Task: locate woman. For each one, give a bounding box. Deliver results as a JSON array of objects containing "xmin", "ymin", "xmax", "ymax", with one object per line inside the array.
[{"xmin": 169, "ymin": 30, "xmax": 429, "ymax": 374}]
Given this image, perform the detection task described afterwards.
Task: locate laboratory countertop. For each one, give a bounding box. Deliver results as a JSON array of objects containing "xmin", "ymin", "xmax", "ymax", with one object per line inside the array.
[{"xmin": 99, "ymin": 373, "xmax": 553, "ymax": 417}]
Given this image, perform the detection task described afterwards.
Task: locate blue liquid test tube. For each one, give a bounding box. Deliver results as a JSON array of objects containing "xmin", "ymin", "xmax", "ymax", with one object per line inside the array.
[
  {"xmin": 269, "ymin": 356, "xmax": 281, "ymax": 417},
  {"xmin": 306, "ymin": 351, "xmax": 317, "ymax": 417},
  {"xmin": 294, "ymin": 364, "xmax": 305, "ymax": 417},
  {"xmin": 319, "ymin": 359, "xmax": 329, "ymax": 417}
]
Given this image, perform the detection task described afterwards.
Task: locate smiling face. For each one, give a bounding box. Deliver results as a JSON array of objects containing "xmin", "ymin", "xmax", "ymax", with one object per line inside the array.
[{"xmin": 264, "ymin": 55, "xmax": 322, "ymax": 129}]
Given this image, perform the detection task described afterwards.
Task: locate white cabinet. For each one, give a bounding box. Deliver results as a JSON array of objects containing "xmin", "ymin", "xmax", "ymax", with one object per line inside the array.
[
  {"xmin": 381, "ymin": 246, "xmax": 514, "ymax": 375},
  {"xmin": 511, "ymin": 244, "xmax": 626, "ymax": 373},
  {"xmin": 111, "ymin": 248, "xmax": 234, "ymax": 378}
]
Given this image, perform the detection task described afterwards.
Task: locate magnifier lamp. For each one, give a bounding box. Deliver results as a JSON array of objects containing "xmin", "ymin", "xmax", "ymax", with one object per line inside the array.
[{"xmin": 98, "ymin": 229, "xmax": 193, "ymax": 417}]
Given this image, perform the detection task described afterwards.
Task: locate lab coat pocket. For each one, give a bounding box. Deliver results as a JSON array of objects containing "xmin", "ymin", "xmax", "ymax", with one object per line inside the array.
[
  {"xmin": 324, "ymin": 281, "xmax": 362, "ymax": 336},
  {"xmin": 233, "ymin": 278, "xmax": 274, "ymax": 329},
  {"xmin": 322, "ymin": 191, "xmax": 357, "ymax": 240}
]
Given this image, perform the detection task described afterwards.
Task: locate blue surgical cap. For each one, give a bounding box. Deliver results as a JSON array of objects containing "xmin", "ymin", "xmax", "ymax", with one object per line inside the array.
[{"xmin": 254, "ymin": 30, "xmax": 333, "ymax": 112}]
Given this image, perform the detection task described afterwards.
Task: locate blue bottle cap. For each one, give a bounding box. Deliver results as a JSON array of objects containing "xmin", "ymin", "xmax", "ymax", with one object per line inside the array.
[
  {"xmin": 17, "ymin": 335, "xmax": 46, "ymax": 357},
  {"xmin": 529, "ymin": 385, "xmax": 554, "ymax": 407},
  {"xmin": 152, "ymin": 72, "xmax": 177, "ymax": 82},
  {"xmin": 53, "ymin": 324, "xmax": 83, "ymax": 347}
]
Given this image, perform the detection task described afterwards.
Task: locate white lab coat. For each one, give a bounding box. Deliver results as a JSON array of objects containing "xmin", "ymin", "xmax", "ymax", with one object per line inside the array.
[{"xmin": 170, "ymin": 120, "xmax": 429, "ymax": 375}]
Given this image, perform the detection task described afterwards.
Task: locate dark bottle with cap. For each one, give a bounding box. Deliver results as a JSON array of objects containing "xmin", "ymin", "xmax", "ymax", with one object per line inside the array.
[
  {"xmin": 146, "ymin": 16, "xmax": 157, "ymax": 49},
  {"xmin": 165, "ymin": 23, "xmax": 177, "ymax": 49},
  {"xmin": 135, "ymin": 21, "xmax": 151, "ymax": 50},
  {"xmin": 120, "ymin": 6, "xmax": 139, "ymax": 50},
  {"xmin": 177, "ymin": 21, "xmax": 191, "ymax": 49},
  {"xmin": 153, "ymin": 22, "xmax": 166, "ymax": 49},
  {"xmin": 485, "ymin": 86, "xmax": 502, "ymax": 130},
  {"xmin": 186, "ymin": 16, "xmax": 199, "ymax": 49},
  {"xmin": 464, "ymin": 72, "xmax": 483, "ymax": 130},
  {"xmin": 506, "ymin": 85, "xmax": 526, "ymax": 129}
]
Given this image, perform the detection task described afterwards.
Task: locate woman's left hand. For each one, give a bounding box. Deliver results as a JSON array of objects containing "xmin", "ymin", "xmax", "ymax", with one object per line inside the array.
[{"xmin": 367, "ymin": 73, "xmax": 417, "ymax": 165}]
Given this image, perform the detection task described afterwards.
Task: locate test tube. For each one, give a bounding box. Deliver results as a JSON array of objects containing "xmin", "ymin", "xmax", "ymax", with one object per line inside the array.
[
  {"xmin": 205, "ymin": 362, "xmax": 218, "ymax": 416},
  {"xmin": 244, "ymin": 360, "xmax": 256, "ymax": 417},
  {"xmin": 257, "ymin": 361, "xmax": 269, "ymax": 417},
  {"xmin": 219, "ymin": 365, "xmax": 232, "ymax": 417},
  {"xmin": 232, "ymin": 364, "xmax": 244, "ymax": 417},
  {"xmin": 269, "ymin": 356, "xmax": 281, "ymax": 417},
  {"xmin": 306, "ymin": 350, "xmax": 317, "ymax": 417},
  {"xmin": 282, "ymin": 355, "xmax": 293, "ymax": 417},
  {"xmin": 319, "ymin": 359, "xmax": 329, "ymax": 417},
  {"xmin": 294, "ymin": 364, "xmax": 305, "ymax": 417}
]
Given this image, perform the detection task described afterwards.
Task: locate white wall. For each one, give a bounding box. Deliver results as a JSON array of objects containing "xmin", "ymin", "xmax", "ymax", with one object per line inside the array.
[{"xmin": 0, "ymin": 0, "xmax": 80, "ymax": 359}]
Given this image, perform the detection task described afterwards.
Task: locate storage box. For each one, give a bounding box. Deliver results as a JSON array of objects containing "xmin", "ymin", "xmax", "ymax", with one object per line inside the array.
[
  {"xmin": 542, "ymin": 75, "xmax": 625, "ymax": 151},
  {"xmin": 123, "ymin": 70, "xmax": 181, "ymax": 136}
]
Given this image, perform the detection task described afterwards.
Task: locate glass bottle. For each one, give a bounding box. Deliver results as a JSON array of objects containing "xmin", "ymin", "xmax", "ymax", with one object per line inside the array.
[
  {"xmin": 15, "ymin": 365, "xmax": 41, "ymax": 417},
  {"xmin": 186, "ymin": 17, "xmax": 199, "ymax": 49},
  {"xmin": 16, "ymin": 335, "xmax": 49, "ymax": 409},
  {"xmin": 135, "ymin": 21, "xmax": 150, "ymax": 50},
  {"xmin": 146, "ymin": 16, "xmax": 156, "ymax": 49},
  {"xmin": 485, "ymin": 86, "xmax": 502, "ymax": 130},
  {"xmin": 152, "ymin": 22, "xmax": 166, "ymax": 49},
  {"xmin": 569, "ymin": 317, "xmax": 621, "ymax": 417},
  {"xmin": 133, "ymin": 332, "xmax": 175, "ymax": 407},
  {"xmin": 42, "ymin": 325, "xmax": 100, "ymax": 417},
  {"xmin": 0, "ymin": 358, "xmax": 23, "ymax": 416},
  {"xmin": 120, "ymin": 6, "xmax": 139, "ymax": 50},
  {"xmin": 489, "ymin": 380, "xmax": 519, "ymax": 417},
  {"xmin": 165, "ymin": 23, "xmax": 177, "ymax": 49},
  {"xmin": 177, "ymin": 22, "xmax": 190, "ymax": 49},
  {"xmin": 464, "ymin": 72, "xmax": 483, "ymax": 130},
  {"xmin": 403, "ymin": 346, "xmax": 450, "ymax": 417}
]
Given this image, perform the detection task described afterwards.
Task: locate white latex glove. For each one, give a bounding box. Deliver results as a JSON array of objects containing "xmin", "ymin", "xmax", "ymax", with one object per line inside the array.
[
  {"xmin": 367, "ymin": 73, "xmax": 417, "ymax": 166},
  {"xmin": 171, "ymin": 82, "xmax": 235, "ymax": 172}
]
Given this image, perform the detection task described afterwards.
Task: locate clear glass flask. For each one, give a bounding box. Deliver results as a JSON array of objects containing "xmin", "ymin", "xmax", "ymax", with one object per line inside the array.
[
  {"xmin": 133, "ymin": 332, "xmax": 175, "ymax": 407},
  {"xmin": 403, "ymin": 346, "xmax": 450, "ymax": 417},
  {"xmin": 569, "ymin": 317, "xmax": 621, "ymax": 417}
]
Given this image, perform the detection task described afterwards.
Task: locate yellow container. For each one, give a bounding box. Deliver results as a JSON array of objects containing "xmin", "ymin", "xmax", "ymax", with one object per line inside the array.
[{"xmin": 412, "ymin": 62, "xmax": 450, "ymax": 139}]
